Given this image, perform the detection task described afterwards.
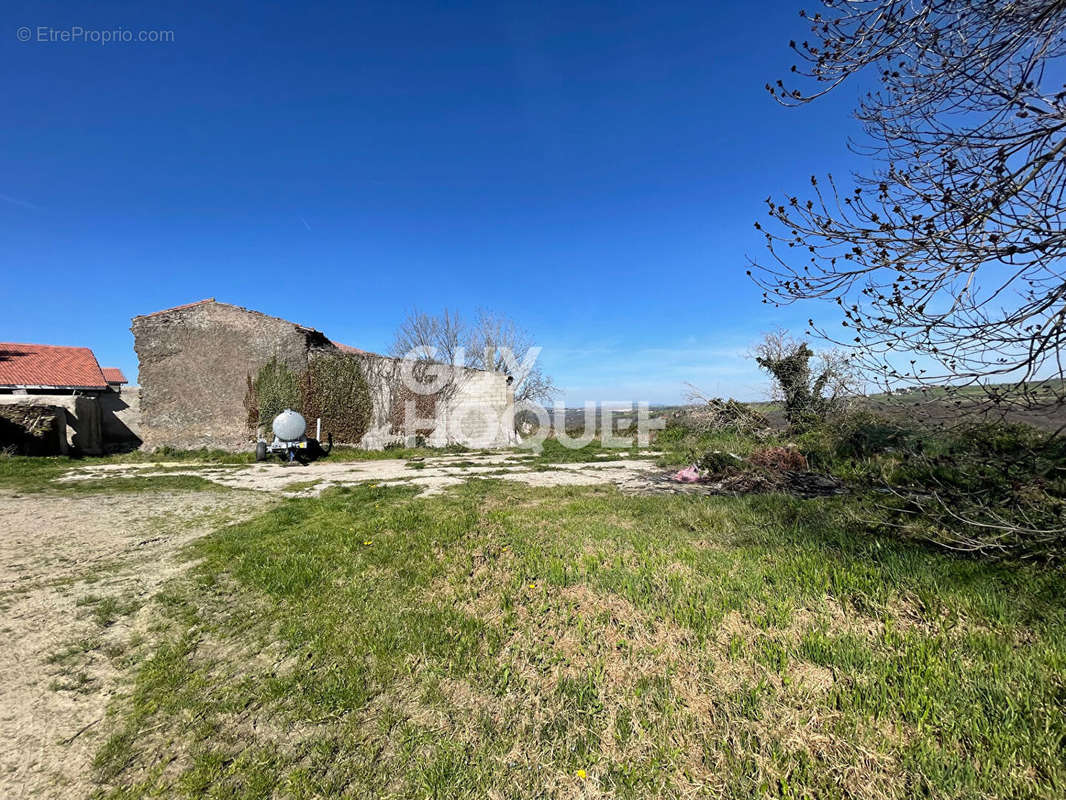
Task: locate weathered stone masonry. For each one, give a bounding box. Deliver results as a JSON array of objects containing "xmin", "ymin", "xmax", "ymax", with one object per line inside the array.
[{"xmin": 132, "ymin": 299, "xmax": 516, "ymax": 451}]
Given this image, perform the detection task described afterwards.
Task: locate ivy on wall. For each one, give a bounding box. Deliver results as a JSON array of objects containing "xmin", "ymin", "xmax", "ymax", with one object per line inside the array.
[
  {"xmin": 247, "ymin": 356, "xmax": 302, "ymax": 434},
  {"xmin": 245, "ymin": 350, "xmax": 434, "ymax": 445},
  {"xmin": 243, "ymin": 375, "xmax": 258, "ymax": 432},
  {"xmin": 302, "ymin": 351, "xmax": 373, "ymax": 444}
]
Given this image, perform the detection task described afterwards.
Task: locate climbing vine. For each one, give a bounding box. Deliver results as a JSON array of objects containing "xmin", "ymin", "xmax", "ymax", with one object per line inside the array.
[
  {"xmin": 248, "ymin": 356, "xmax": 302, "ymax": 433},
  {"xmin": 246, "ymin": 350, "xmax": 445, "ymax": 445},
  {"xmin": 302, "ymin": 351, "xmax": 374, "ymax": 444},
  {"xmin": 384, "ymin": 359, "xmax": 440, "ymax": 439}
]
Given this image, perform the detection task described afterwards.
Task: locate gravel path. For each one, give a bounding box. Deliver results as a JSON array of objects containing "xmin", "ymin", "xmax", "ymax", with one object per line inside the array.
[{"xmin": 60, "ymin": 453, "xmax": 662, "ymax": 497}]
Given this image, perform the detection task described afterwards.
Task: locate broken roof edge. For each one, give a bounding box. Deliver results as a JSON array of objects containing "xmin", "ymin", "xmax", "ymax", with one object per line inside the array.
[
  {"xmin": 133, "ymin": 298, "xmax": 330, "ymax": 337},
  {"xmin": 133, "ymin": 299, "xmax": 504, "ymax": 377}
]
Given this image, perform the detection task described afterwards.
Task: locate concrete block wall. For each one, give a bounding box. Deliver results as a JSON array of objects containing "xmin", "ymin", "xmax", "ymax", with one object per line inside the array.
[
  {"xmin": 429, "ymin": 369, "xmax": 517, "ymax": 449},
  {"xmin": 98, "ymin": 386, "xmax": 143, "ymax": 451},
  {"xmin": 356, "ymin": 355, "xmax": 516, "ymax": 450}
]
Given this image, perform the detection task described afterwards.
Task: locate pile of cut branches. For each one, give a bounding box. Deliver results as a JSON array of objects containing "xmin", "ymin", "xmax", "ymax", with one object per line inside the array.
[{"xmin": 674, "ymin": 386, "xmax": 772, "ymax": 437}]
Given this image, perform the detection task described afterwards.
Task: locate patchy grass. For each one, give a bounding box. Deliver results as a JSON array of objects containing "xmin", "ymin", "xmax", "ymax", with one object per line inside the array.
[
  {"xmin": 281, "ymin": 478, "xmax": 323, "ymax": 493},
  {"xmin": 0, "ymin": 454, "xmax": 251, "ymax": 495},
  {"xmin": 0, "ymin": 443, "xmax": 507, "ymax": 494},
  {"xmin": 76, "ymin": 594, "xmax": 144, "ymax": 629},
  {"xmin": 524, "ymin": 438, "xmax": 647, "ymax": 465},
  {"xmin": 0, "ymin": 455, "xmax": 72, "ymax": 492},
  {"xmin": 92, "ymin": 481, "xmax": 1066, "ymax": 799},
  {"xmin": 0, "ymin": 455, "xmax": 234, "ymax": 495}
]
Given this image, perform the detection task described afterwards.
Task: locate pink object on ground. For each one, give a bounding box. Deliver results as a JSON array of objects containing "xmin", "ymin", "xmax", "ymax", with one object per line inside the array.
[{"xmin": 673, "ymin": 464, "xmax": 700, "ymax": 483}]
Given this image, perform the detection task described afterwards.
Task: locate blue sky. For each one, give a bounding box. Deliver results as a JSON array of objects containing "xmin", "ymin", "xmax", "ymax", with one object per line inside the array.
[{"xmin": 3, "ymin": 0, "xmax": 866, "ymax": 403}]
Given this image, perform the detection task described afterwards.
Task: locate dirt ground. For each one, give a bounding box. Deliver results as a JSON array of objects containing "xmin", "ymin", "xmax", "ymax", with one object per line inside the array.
[
  {"xmin": 1, "ymin": 453, "xmax": 662, "ymax": 799},
  {"xmin": 0, "ymin": 490, "xmax": 269, "ymax": 800}
]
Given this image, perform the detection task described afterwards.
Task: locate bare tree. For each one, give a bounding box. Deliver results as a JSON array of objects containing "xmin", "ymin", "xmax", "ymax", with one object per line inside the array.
[
  {"xmin": 389, "ymin": 308, "xmax": 465, "ymax": 366},
  {"xmin": 752, "ymin": 329, "xmax": 859, "ymax": 428},
  {"xmin": 390, "ymin": 309, "xmax": 557, "ymax": 405},
  {"xmin": 387, "ymin": 308, "xmax": 468, "ymax": 419},
  {"xmin": 750, "ymin": 1, "xmax": 1066, "ymax": 408},
  {"xmin": 466, "ymin": 310, "xmax": 557, "ymax": 404}
]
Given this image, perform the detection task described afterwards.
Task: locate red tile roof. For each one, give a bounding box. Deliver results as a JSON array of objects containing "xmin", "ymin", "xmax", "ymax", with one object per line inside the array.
[
  {"xmin": 330, "ymin": 340, "xmax": 367, "ymax": 355},
  {"xmin": 101, "ymin": 367, "xmax": 128, "ymax": 385},
  {"xmin": 0, "ymin": 343, "xmax": 109, "ymax": 390}
]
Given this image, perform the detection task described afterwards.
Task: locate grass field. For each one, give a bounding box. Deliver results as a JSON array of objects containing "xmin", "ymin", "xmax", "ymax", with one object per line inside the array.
[
  {"xmin": 2, "ymin": 429, "xmax": 1063, "ymax": 799},
  {"xmin": 55, "ymin": 471, "xmax": 1061, "ymax": 799}
]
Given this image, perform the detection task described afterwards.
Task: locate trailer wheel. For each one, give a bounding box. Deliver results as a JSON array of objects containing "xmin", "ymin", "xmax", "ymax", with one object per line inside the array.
[{"xmin": 255, "ymin": 441, "xmax": 267, "ymax": 462}]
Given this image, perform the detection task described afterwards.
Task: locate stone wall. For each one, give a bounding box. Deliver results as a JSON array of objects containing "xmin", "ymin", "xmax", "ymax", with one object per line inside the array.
[
  {"xmin": 132, "ymin": 301, "xmax": 330, "ymax": 451},
  {"xmin": 133, "ymin": 300, "xmax": 516, "ymax": 452},
  {"xmin": 0, "ymin": 394, "xmax": 103, "ymax": 455}
]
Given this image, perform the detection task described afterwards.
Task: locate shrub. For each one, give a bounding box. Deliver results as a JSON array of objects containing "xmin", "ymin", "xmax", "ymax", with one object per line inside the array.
[
  {"xmin": 791, "ymin": 410, "xmax": 908, "ymax": 468},
  {"xmin": 695, "ymin": 450, "xmax": 744, "ymax": 475},
  {"xmin": 871, "ymin": 421, "xmax": 1066, "ymax": 561},
  {"xmin": 655, "ymin": 425, "xmax": 687, "ymax": 446},
  {"xmin": 833, "ymin": 411, "xmax": 910, "ymax": 459},
  {"xmin": 792, "ymin": 426, "xmax": 838, "ymax": 470}
]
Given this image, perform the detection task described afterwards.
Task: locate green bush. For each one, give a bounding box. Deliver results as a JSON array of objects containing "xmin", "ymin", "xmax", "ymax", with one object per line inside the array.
[
  {"xmin": 655, "ymin": 425, "xmax": 686, "ymax": 446},
  {"xmin": 834, "ymin": 411, "xmax": 909, "ymax": 459},
  {"xmin": 695, "ymin": 450, "xmax": 744, "ymax": 475},
  {"xmin": 870, "ymin": 421, "xmax": 1066, "ymax": 561},
  {"xmin": 792, "ymin": 426, "xmax": 838, "ymax": 470},
  {"xmin": 792, "ymin": 411, "xmax": 908, "ymax": 468}
]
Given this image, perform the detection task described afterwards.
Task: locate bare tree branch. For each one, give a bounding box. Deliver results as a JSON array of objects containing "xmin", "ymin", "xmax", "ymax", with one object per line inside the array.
[{"xmin": 751, "ymin": 1, "xmax": 1066, "ymax": 410}]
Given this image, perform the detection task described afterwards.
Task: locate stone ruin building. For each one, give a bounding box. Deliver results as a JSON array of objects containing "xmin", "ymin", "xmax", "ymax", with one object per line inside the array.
[{"xmin": 131, "ymin": 299, "xmax": 516, "ymax": 451}]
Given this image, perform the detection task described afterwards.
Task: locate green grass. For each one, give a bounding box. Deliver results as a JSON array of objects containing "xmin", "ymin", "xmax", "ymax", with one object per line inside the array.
[
  {"xmin": 523, "ymin": 437, "xmax": 647, "ymax": 465},
  {"xmin": 77, "ymin": 594, "xmax": 144, "ymax": 628},
  {"xmin": 0, "ymin": 453, "xmax": 243, "ymax": 494},
  {"xmin": 0, "ymin": 457, "xmax": 238, "ymax": 495},
  {"xmin": 92, "ymin": 481, "xmax": 1066, "ymax": 799},
  {"xmin": 654, "ymin": 426, "xmax": 765, "ymax": 468}
]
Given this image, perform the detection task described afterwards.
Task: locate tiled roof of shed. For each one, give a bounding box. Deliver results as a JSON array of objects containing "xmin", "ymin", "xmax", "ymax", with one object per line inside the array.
[
  {"xmin": 0, "ymin": 343, "xmax": 109, "ymax": 389},
  {"xmin": 102, "ymin": 367, "xmax": 128, "ymax": 384}
]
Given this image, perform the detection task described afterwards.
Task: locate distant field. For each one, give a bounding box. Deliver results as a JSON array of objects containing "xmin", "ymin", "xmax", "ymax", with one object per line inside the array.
[{"xmin": 742, "ymin": 382, "xmax": 1066, "ymax": 433}]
